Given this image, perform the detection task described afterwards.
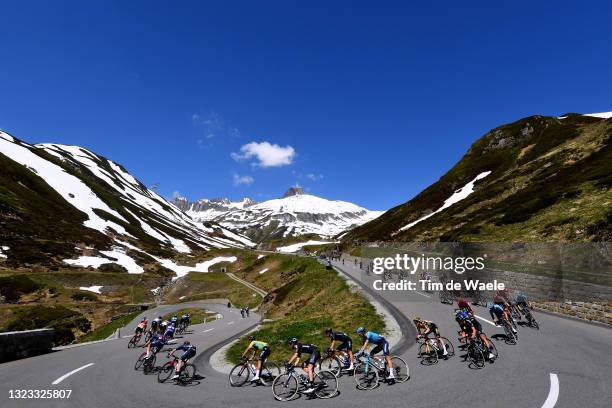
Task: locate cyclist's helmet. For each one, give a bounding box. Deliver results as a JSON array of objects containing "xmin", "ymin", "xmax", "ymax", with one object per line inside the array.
[
  {"xmin": 356, "ymin": 327, "xmax": 366, "ymax": 334},
  {"xmin": 183, "ymin": 341, "xmax": 190, "ymax": 345},
  {"xmin": 158, "ymin": 315, "xmax": 162, "ymax": 320},
  {"xmin": 324, "ymin": 327, "xmax": 332, "ymax": 335},
  {"xmin": 412, "ymin": 316, "xmax": 422, "ymax": 323},
  {"xmin": 288, "ymin": 337, "xmax": 298, "ymax": 345},
  {"xmin": 248, "ymin": 335, "xmax": 255, "ymax": 341}
]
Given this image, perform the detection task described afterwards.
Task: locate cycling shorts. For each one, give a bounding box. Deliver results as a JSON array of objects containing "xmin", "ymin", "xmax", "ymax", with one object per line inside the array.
[
  {"xmin": 151, "ymin": 340, "xmax": 164, "ymax": 351},
  {"xmin": 471, "ymin": 319, "xmax": 483, "ymax": 333},
  {"xmin": 259, "ymin": 346, "xmax": 271, "ymax": 361},
  {"xmin": 337, "ymin": 340, "xmax": 353, "ymax": 351},
  {"xmin": 135, "ymin": 327, "xmax": 144, "ymax": 334},
  {"xmin": 180, "ymin": 348, "xmax": 196, "ymax": 362},
  {"xmin": 371, "ymin": 339, "xmax": 390, "ymax": 356},
  {"xmin": 306, "ymin": 350, "xmax": 321, "ymax": 366}
]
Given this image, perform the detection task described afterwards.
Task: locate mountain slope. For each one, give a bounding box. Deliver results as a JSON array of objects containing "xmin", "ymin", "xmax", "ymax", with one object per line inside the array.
[
  {"xmin": 173, "ymin": 196, "xmax": 256, "ymax": 221},
  {"xmin": 177, "ymin": 188, "xmax": 383, "ymax": 242},
  {"xmin": 344, "ymin": 112, "xmax": 612, "ymax": 242},
  {"xmin": 0, "ymin": 131, "xmax": 254, "ymax": 270}
]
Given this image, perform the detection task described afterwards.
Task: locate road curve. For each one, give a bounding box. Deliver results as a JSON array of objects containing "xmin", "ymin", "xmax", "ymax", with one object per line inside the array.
[{"xmin": 1, "ymin": 268, "xmax": 611, "ymax": 408}]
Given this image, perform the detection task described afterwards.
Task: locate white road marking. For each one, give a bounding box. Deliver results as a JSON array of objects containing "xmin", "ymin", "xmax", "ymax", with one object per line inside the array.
[
  {"xmin": 415, "ymin": 290, "xmax": 431, "ymax": 298},
  {"xmin": 541, "ymin": 373, "xmax": 559, "ymax": 408},
  {"xmin": 201, "ymin": 328, "xmax": 214, "ymax": 333},
  {"xmin": 474, "ymin": 314, "xmax": 496, "ymax": 326},
  {"xmin": 227, "ymin": 321, "xmax": 235, "ymax": 325},
  {"xmin": 51, "ymin": 363, "xmax": 94, "ymax": 385}
]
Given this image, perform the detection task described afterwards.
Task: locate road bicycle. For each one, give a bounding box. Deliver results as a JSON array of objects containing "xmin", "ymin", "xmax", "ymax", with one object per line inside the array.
[
  {"xmin": 353, "ymin": 352, "xmax": 409, "ymax": 390},
  {"xmin": 319, "ymin": 348, "xmax": 353, "ymax": 377},
  {"xmin": 417, "ymin": 337, "xmax": 455, "ymax": 365},
  {"xmin": 144, "ymin": 330, "xmax": 153, "ymax": 343},
  {"xmin": 272, "ymin": 363, "xmax": 338, "ymax": 401},
  {"xmin": 229, "ymin": 357, "xmax": 280, "ymax": 386},
  {"xmin": 498, "ymin": 317, "xmax": 518, "ymax": 344},
  {"xmin": 157, "ymin": 354, "xmax": 196, "ymax": 385},
  {"xmin": 128, "ymin": 332, "xmax": 143, "ymax": 348},
  {"xmin": 176, "ymin": 324, "xmax": 186, "ymax": 335},
  {"xmin": 134, "ymin": 350, "xmax": 158, "ymax": 374},
  {"xmin": 520, "ymin": 306, "xmax": 540, "ymax": 329}
]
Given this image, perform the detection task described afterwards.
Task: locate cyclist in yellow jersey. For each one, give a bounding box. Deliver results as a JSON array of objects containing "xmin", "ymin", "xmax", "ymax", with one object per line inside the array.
[
  {"xmin": 413, "ymin": 317, "xmax": 449, "ymax": 358},
  {"xmin": 241, "ymin": 335, "xmax": 271, "ymax": 383}
]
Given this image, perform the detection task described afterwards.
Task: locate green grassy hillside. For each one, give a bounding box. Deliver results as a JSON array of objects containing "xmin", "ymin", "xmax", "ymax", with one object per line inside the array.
[{"xmin": 345, "ymin": 114, "xmax": 611, "ymax": 242}]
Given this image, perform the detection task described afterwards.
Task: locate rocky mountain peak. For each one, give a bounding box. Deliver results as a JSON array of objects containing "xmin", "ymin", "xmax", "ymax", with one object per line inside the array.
[{"xmin": 283, "ymin": 186, "xmax": 305, "ymax": 198}]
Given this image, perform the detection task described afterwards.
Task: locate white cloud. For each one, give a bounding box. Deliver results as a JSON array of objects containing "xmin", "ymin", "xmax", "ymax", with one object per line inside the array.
[
  {"xmin": 233, "ymin": 173, "xmax": 254, "ymax": 186},
  {"xmin": 231, "ymin": 141, "xmax": 296, "ymax": 167},
  {"xmin": 171, "ymin": 191, "xmax": 184, "ymax": 199},
  {"xmin": 306, "ymin": 173, "xmax": 323, "ymax": 181}
]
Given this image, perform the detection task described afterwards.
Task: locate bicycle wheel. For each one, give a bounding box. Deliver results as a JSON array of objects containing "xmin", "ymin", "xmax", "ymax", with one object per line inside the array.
[
  {"xmin": 390, "ymin": 356, "xmax": 409, "ymax": 382},
  {"xmin": 314, "ymin": 371, "xmax": 338, "ymax": 399},
  {"xmin": 144, "ymin": 331, "xmax": 152, "ymax": 343},
  {"xmin": 229, "ymin": 364, "xmax": 249, "ymax": 386},
  {"xmin": 134, "ymin": 353, "xmax": 146, "ymax": 370},
  {"xmin": 531, "ymin": 317, "xmax": 539, "ymax": 330},
  {"xmin": 128, "ymin": 336, "xmax": 138, "ymax": 348},
  {"xmin": 468, "ymin": 346, "xmax": 485, "ymax": 368},
  {"xmin": 143, "ymin": 354, "xmax": 156, "ymax": 374},
  {"xmin": 354, "ymin": 362, "xmax": 379, "ymax": 390},
  {"xmin": 179, "ymin": 364, "xmax": 195, "ymax": 384},
  {"xmin": 503, "ymin": 323, "xmax": 517, "ymax": 344},
  {"xmin": 319, "ymin": 356, "xmax": 342, "ymax": 377},
  {"xmin": 260, "ymin": 361, "xmax": 280, "ymax": 386},
  {"xmin": 418, "ymin": 343, "xmax": 438, "ymax": 365},
  {"xmin": 272, "ymin": 373, "xmax": 298, "ymax": 401},
  {"xmin": 157, "ymin": 362, "xmax": 175, "ymax": 383},
  {"xmin": 439, "ymin": 337, "xmax": 455, "ymax": 357}
]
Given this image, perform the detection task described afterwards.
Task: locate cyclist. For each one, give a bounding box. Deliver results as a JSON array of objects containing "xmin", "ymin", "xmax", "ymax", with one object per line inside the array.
[
  {"xmin": 160, "ymin": 319, "xmax": 170, "ymax": 334},
  {"xmin": 324, "ymin": 327, "xmax": 354, "ymax": 370},
  {"xmin": 135, "ymin": 318, "xmax": 148, "ymax": 336},
  {"xmin": 515, "ymin": 291, "xmax": 531, "ymax": 316},
  {"xmin": 356, "ymin": 327, "xmax": 395, "ymax": 380},
  {"xmin": 287, "ymin": 338, "xmax": 320, "ymax": 394},
  {"xmin": 169, "ymin": 340, "xmax": 197, "ymax": 380},
  {"xmin": 151, "ymin": 315, "xmax": 162, "ymax": 333},
  {"xmin": 170, "ymin": 315, "xmax": 178, "ymax": 327},
  {"xmin": 180, "ymin": 314, "xmax": 189, "ymax": 329},
  {"xmin": 144, "ymin": 331, "xmax": 166, "ymax": 358},
  {"xmin": 455, "ymin": 311, "xmax": 495, "ymax": 360},
  {"xmin": 163, "ymin": 322, "xmax": 176, "ymax": 341},
  {"xmin": 489, "ymin": 302, "xmax": 517, "ymax": 334},
  {"xmin": 413, "ymin": 317, "xmax": 448, "ymax": 358},
  {"xmin": 457, "ymin": 298, "xmax": 474, "ymax": 316},
  {"xmin": 494, "ymin": 290, "xmax": 516, "ymax": 328},
  {"xmin": 241, "ymin": 335, "xmax": 271, "ymax": 383}
]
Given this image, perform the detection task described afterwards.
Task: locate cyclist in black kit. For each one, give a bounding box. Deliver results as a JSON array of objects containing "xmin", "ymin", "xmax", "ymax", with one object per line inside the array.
[
  {"xmin": 287, "ymin": 338, "xmax": 320, "ymax": 394},
  {"xmin": 325, "ymin": 327, "xmax": 354, "ymax": 370}
]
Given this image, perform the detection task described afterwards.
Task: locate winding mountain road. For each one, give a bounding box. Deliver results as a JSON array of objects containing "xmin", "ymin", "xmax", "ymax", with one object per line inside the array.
[{"xmin": 1, "ymin": 264, "xmax": 610, "ymax": 408}]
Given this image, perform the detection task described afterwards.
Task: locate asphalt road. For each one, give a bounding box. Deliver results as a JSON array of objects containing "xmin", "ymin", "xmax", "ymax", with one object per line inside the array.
[{"xmin": 1, "ymin": 265, "xmax": 611, "ymax": 408}]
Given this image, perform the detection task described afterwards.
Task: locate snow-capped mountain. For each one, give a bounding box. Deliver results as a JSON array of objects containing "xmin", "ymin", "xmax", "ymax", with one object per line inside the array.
[
  {"xmin": 0, "ymin": 130, "xmax": 254, "ymax": 271},
  {"xmin": 172, "ymin": 196, "xmax": 256, "ymax": 221},
  {"xmin": 180, "ymin": 187, "xmax": 383, "ymax": 242}
]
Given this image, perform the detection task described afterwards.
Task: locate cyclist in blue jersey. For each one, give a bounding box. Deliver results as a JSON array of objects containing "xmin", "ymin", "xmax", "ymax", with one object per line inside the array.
[
  {"xmin": 356, "ymin": 327, "xmax": 395, "ymax": 380},
  {"xmin": 144, "ymin": 332, "xmax": 166, "ymax": 358},
  {"xmin": 169, "ymin": 341, "xmax": 197, "ymax": 379},
  {"xmin": 163, "ymin": 323, "xmax": 176, "ymax": 341}
]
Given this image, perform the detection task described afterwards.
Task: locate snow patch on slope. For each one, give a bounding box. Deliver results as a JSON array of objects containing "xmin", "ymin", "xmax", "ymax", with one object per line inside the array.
[
  {"xmin": 0, "ymin": 134, "xmax": 130, "ymax": 236},
  {"xmin": 398, "ymin": 171, "xmax": 492, "ymax": 232},
  {"xmin": 583, "ymin": 111, "xmax": 612, "ymax": 119},
  {"xmin": 79, "ymin": 286, "xmax": 103, "ymax": 294},
  {"xmin": 276, "ymin": 240, "xmax": 336, "ymax": 253},
  {"xmin": 64, "ymin": 247, "xmax": 144, "ymax": 274},
  {"xmin": 155, "ymin": 256, "xmax": 238, "ymax": 280}
]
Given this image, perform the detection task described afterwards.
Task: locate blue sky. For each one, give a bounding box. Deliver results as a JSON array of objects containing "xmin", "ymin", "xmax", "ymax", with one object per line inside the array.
[{"xmin": 1, "ymin": 1, "xmax": 611, "ymax": 211}]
